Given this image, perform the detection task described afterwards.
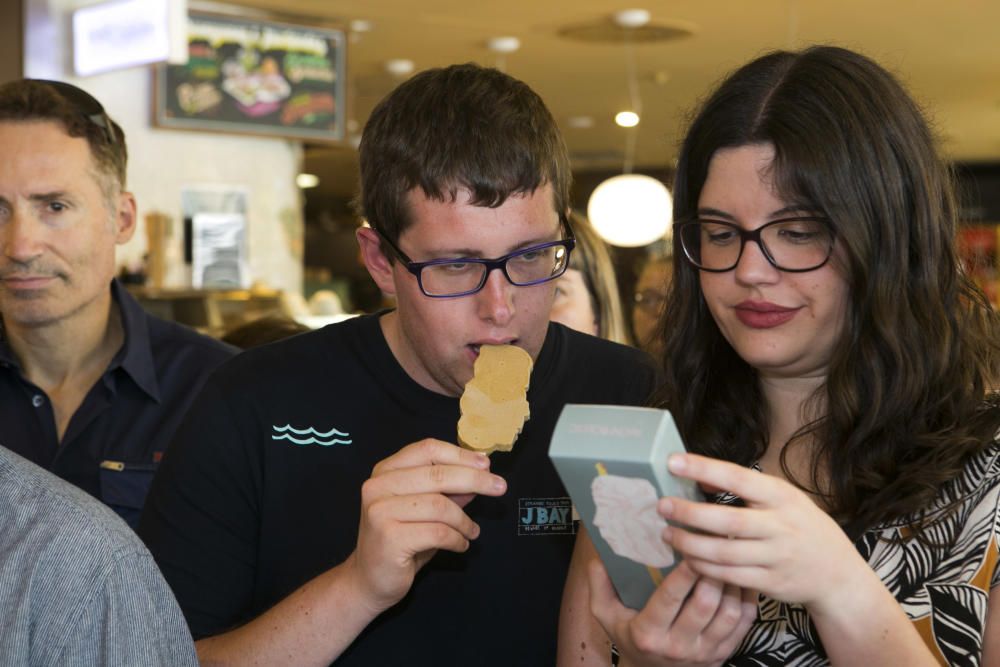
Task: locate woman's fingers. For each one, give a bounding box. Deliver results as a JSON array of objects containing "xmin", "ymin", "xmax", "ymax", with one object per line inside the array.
[
  {"xmin": 628, "ymin": 561, "xmax": 701, "ymax": 632},
  {"xmin": 654, "ymin": 574, "xmax": 723, "ymax": 639},
  {"xmin": 683, "ymin": 558, "xmax": 769, "ymax": 591},
  {"xmin": 664, "ymin": 523, "xmax": 773, "ymax": 566},
  {"xmin": 668, "ymin": 453, "xmax": 790, "ymax": 506},
  {"xmin": 586, "ymin": 557, "xmax": 636, "ymax": 634},
  {"xmin": 699, "ymin": 583, "xmax": 756, "ymax": 651},
  {"xmin": 660, "ymin": 497, "xmax": 772, "ymax": 539}
]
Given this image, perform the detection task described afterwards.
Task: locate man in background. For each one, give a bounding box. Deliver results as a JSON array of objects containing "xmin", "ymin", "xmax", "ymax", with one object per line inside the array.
[
  {"xmin": 0, "ymin": 79, "xmax": 235, "ymax": 527},
  {"xmin": 140, "ymin": 63, "xmax": 656, "ymax": 665}
]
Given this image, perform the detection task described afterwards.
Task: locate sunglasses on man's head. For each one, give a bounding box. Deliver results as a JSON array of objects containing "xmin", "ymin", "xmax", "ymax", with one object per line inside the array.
[{"xmin": 31, "ymin": 79, "xmax": 117, "ymax": 146}]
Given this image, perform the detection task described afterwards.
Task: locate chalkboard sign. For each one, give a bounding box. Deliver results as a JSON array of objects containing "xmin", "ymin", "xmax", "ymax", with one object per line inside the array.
[{"xmin": 155, "ymin": 12, "xmax": 345, "ymax": 141}]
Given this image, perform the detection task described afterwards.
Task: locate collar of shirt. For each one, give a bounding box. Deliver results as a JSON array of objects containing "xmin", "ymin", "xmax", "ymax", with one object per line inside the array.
[
  {"xmin": 0, "ymin": 280, "xmax": 162, "ymax": 403},
  {"xmin": 107, "ymin": 280, "xmax": 161, "ymax": 403}
]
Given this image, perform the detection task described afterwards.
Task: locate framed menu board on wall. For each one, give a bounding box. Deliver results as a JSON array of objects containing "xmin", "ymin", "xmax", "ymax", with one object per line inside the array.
[{"xmin": 155, "ymin": 12, "xmax": 345, "ymax": 142}]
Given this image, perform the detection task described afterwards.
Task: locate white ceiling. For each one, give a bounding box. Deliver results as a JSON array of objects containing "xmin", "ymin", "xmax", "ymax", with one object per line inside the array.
[{"xmin": 217, "ymin": 0, "xmax": 1000, "ymax": 197}]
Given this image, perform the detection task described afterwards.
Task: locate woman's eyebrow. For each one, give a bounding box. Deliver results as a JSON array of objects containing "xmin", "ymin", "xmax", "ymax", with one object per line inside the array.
[
  {"xmin": 696, "ymin": 204, "xmax": 821, "ymax": 220},
  {"xmin": 696, "ymin": 207, "xmax": 736, "ymax": 220},
  {"xmin": 769, "ymin": 204, "xmax": 821, "ymax": 217}
]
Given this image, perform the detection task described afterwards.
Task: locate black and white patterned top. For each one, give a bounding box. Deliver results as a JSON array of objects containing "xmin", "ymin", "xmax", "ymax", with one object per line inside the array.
[{"xmin": 726, "ymin": 441, "xmax": 1000, "ymax": 666}]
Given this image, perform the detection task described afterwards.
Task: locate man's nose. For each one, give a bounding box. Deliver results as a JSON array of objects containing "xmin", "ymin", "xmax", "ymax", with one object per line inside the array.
[
  {"xmin": 475, "ymin": 266, "xmax": 515, "ymax": 326},
  {"xmin": 2, "ymin": 209, "xmax": 45, "ymax": 263}
]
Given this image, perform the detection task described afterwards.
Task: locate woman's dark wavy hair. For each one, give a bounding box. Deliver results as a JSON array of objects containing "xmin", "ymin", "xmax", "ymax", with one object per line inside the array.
[{"xmin": 652, "ymin": 45, "xmax": 1000, "ymax": 540}]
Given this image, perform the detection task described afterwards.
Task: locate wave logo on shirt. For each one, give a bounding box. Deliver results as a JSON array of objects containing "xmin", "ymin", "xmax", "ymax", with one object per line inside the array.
[{"xmin": 271, "ymin": 424, "xmax": 352, "ymax": 446}]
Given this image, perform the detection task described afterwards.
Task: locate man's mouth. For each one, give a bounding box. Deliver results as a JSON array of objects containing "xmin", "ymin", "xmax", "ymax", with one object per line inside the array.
[{"xmin": 468, "ymin": 339, "xmax": 518, "ymax": 356}]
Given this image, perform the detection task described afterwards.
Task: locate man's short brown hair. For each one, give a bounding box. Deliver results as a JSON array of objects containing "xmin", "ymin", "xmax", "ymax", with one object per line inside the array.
[
  {"xmin": 0, "ymin": 79, "xmax": 128, "ymax": 192},
  {"xmin": 357, "ymin": 63, "xmax": 571, "ymax": 245}
]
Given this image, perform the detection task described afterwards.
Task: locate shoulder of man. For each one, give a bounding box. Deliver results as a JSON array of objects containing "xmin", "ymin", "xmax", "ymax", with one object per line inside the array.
[
  {"xmin": 546, "ymin": 323, "xmax": 659, "ymax": 401},
  {"xmin": 555, "ymin": 322, "xmax": 656, "ymax": 372},
  {"xmin": 144, "ymin": 310, "xmax": 239, "ymax": 362},
  {"xmin": 203, "ymin": 314, "xmax": 367, "ymax": 390},
  {"xmin": 0, "ymin": 448, "xmax": 196, "ymax": 665},
  {"xmin": 0, "ymin": 446, "xmax": 156, "ymax": 571}
]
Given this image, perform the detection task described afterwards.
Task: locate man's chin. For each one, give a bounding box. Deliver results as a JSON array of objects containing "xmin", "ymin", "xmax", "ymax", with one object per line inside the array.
[{"xmin": 0, "ymin": 302, "xmax": 67, "ymax": 329}]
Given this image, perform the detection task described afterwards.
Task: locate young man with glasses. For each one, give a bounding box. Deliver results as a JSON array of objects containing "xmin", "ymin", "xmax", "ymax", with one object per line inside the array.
[
  {"xmin": 140, "ymin": 64, "xmax": 656, "ymax": 665},
  {"xmin": 0, "ymin": 80, "xmax": 235, "ymax": 528}
]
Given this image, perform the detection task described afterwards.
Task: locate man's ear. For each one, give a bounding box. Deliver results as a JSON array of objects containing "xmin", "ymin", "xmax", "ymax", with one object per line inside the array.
[
  {"xmin": 114, "ymin": 191, "xmax": 138, "ymax": 245},
  {"xmin": 356, "ymin": 226, "xmax": 398, "ymax": 296}
]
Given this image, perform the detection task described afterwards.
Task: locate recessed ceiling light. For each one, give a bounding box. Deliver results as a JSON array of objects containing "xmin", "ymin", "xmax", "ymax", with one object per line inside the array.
[
  {"xmin": 613, "ymin": 9, "xmax": 651, "ymax": 29},
  {"xmin": 615, "ymin": 111, "xmax": 640, "ymax": 128},
  {"xmin": 350, "ymin": 19, "xmax": 372, "ymax": 33},
  {"xmin": 385, "ymin": 59, "xmax": 415, "ymax": 77},
  {"xmin": 487, "ymin": 36, "xmax": 521, "ymax": 53},
  {"xmin": 296, "ymin": 173, "xmax": 320, "ymax": 189},
  {"xmin": 567, "ymin": 115, "xmax": 594, "ymax": 129}
]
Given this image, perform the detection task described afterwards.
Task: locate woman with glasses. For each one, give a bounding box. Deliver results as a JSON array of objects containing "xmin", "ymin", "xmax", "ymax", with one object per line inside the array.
[{"xmin": 559, "ymin": 45, "xmax": 1000, "ymax": 666}]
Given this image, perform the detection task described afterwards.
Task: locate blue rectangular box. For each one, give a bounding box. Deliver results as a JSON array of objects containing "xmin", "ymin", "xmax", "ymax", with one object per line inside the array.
[{"xmin": 549, "ymin": 404, "xmax": 702, "ymax": 609}]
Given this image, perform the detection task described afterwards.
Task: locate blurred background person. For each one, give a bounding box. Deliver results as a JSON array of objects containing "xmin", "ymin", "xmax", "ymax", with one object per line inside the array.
[
  {"xmin": 550, "ymin": 213, "xmax": 632, "ymax": 345},
  {"xmin": 220, "ymin": 315, "xmax": 311, "ymax": 350},
  {"xmin": 631, "ymin": 253, "xmax": 673, "ymax": 357}
]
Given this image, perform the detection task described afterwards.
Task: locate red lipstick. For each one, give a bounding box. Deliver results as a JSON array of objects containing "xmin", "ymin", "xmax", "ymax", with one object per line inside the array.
[{"xmin": 734, "ymin": 301, "xmax": 798, "ymax": 328}]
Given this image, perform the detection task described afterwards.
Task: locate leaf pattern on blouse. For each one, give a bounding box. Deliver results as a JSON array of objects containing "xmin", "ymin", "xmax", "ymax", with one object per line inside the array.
[{"xmin": 721, "ymin": 441, "xmax": 1000, "ymax": 666}]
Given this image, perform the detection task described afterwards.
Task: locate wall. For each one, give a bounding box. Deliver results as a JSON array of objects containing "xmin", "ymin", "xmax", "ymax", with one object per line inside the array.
[
  {"xmin": 0, "ymin": 1, "xmax": 25, "ymax": 83},
  {"xmin": 23, "ymin": 0, "xmax": 304, "ymax": 294}
]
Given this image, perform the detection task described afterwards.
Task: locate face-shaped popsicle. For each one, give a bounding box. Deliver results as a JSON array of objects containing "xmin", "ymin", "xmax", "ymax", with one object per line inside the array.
[{"xmin": 458, "ymin": 344, "xmax": 532, "ymax": 455}]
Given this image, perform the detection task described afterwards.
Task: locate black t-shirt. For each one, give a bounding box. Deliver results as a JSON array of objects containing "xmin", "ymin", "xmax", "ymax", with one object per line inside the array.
[{"xmin": 140, "ymin": 314, "xmax": 656, "ymax": 665}]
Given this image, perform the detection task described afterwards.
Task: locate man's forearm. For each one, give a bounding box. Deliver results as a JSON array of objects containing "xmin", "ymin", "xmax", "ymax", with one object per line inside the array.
[{"xmin": 194, "ymin": 555, "xmax": 382, "ymax": 667}]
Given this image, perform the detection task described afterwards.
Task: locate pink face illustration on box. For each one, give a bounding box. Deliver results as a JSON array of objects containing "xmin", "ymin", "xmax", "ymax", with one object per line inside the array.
[{"xmin": 591, "ymin": 474, "xmax": 675, "ymax": 568}]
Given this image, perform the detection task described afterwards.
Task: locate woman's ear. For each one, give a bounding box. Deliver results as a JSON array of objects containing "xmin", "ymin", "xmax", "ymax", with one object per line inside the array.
[{"xmin": 356, "ymin": 226, "xmax": 398, "ymax": 296}]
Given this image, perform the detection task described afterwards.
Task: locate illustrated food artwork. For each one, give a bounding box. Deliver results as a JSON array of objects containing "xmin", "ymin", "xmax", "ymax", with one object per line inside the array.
[{"xmin": 591, "ymin": 472, "xmax": 675, "ymax": 569}]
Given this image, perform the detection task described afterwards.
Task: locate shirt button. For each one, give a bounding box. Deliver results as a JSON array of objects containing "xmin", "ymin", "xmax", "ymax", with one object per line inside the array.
[{"xmin": 31, "ymin": 394, "xmax": 44, "ymax": 407}]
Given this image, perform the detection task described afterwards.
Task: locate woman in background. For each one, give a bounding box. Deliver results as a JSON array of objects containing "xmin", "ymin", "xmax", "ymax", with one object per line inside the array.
[
  {"xmin": 559, "ymin": 45, "xmax": 1000, "ymax": 666},
  {"xmin": 631, "ymin": 254, "xmax": 673, "ymax": 357},
  {"xmin": 550, "ymin": 213, "xmax": 632, "ymax": 345}
]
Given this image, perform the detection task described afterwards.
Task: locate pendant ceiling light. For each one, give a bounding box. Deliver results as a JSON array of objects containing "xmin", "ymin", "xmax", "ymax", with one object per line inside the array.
[
  {"xmin": 587, "ymin": 9, "xmax": 672, "ymax": 248},
  {"xmin": 588, "ymin": 174, "xmax": 672, "ymax": 247}
]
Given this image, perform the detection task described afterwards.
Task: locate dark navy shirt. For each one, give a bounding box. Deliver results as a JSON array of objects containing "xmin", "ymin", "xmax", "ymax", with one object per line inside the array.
[{"xmin": 0, "ymin": 280, "xmax": 236, "ymax": 527}]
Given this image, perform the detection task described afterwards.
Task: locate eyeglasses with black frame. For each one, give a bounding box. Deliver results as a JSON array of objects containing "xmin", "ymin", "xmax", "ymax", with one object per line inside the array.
[
  {"xmin": 32, "ymin": 79, "xmax": 117, "ymax": 146},
  {"xmin": 376, "ymin": 216, "xmax": 577, "ymax": 298},
  {"xmin": 675, "ymin": 216, "xmax": 836, "ymax": 273}
]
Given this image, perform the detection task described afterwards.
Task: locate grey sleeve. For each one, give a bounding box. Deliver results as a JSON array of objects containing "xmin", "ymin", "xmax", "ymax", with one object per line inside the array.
[{"xmin": 48, "ymin": 549, "xmax": 199, "ymax": 667}]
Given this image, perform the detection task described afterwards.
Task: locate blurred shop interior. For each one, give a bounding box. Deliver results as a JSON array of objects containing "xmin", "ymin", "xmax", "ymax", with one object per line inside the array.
[{"xmin": 5, "ymin": 0, "xmax": 1000, "ymax": 340}]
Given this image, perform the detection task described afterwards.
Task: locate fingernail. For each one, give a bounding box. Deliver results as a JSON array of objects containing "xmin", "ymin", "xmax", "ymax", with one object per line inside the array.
[
  {"xmin": 660, "ymin": 498, "xmax": 674, "ymax": 516},
  {"xmin": 668, "ymin": 454, "xmax": 686, "ymax": 473},
  {"xmin": 475, "ymin": 453, "xmax": 490, "ymax": 467},
  {"xmin": 492, "ymin": 476, "xmax": 507, "ymax": 493},
  {"xmin": 471, "ymin": 523, "xmax": 481, "ymax": 539}
]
